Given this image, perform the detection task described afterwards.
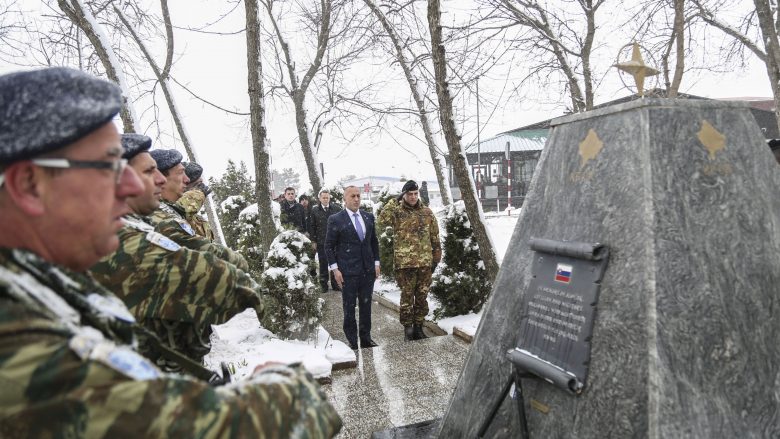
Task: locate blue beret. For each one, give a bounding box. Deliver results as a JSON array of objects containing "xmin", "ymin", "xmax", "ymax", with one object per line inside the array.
[
  {"xmin": 184, "ymin": 162, "xmax": 203, "ymax": 181},
  {"xmin": 121, "ymin": 133, "xmax": 152, "ymax": 160},
  {"xmin": 0, "ymin": 67, "xmax": 121, "ymax": 164},
  {"xmin": 150, "ymin": 148, "xmax": 183, "ymax": 172}
]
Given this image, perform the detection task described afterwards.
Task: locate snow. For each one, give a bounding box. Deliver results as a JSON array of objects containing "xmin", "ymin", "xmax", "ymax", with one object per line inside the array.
[
  {"xmin": 205, "ymin": 212, "xmax": 518, "ymax": 374},
  {"xmin": 204, "ymin": 308, "xmax": 354, "ymax": 381}
]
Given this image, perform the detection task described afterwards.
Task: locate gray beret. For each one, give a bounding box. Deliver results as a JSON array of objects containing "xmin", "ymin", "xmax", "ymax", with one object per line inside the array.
[
  {"xmin": 150, "ymin": 148, "xmax": 183, "ymax": 172},
  {"xmin": 121, "ymin": 133, "xmax": 152, "ymax": 160},
  {"xmin": 0, "ymin": 67, "xmax": 121, "ymax": 164},
  {"xmin": 184, "ymin": 162, "xmax": 203, "ymax": 181}
]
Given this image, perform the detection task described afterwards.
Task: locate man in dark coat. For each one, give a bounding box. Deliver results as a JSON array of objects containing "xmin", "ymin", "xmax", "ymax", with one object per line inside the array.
[
  {"xmin": 279, "ymin": 186, "xmax": 306, "ymax": 233},
  {"xmin": 308, "ymin": 188, "xmax": 342, "ymax": 292},
  {"xmin": 325, "ymin": 186, "xmax": 380, "ymax": 350}
]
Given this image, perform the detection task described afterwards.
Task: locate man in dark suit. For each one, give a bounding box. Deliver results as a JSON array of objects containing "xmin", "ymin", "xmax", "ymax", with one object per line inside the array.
[{"xmin": 325, "ymin": 185, "xmax": 381, "ymax": 350}]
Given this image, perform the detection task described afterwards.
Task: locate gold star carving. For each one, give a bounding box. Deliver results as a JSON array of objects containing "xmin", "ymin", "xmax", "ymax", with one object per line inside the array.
[
  {"xmin": 697, "ymin": 120, "xmax": 726, "ymax": 160},
  {"xmin": 579, "ymin": 129, "xmax": 604, "ymax": 168},
  {"xmin": 614, "ymin": 43, "xmax": 660, "ymax": 97}
]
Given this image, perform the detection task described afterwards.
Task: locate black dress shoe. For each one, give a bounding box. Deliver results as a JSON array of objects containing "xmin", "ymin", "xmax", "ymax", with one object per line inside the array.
[{"xmin": 359, "ymin": 338, "xmax": 379, "ymax": 348}]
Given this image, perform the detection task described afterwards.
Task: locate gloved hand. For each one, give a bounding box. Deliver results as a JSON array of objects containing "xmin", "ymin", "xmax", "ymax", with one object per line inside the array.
[{"xmin": 195, "ymin": 181, "xmax": 212, "ymax": 196}]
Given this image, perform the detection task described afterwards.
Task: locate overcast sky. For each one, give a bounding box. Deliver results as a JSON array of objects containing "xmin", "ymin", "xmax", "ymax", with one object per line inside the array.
[{"xmin": 7, "ymin": 0, "xmax": 772, "ymax": 192}]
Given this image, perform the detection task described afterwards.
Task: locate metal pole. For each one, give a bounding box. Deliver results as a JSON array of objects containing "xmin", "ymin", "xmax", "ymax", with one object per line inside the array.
[
  {"xmin": 506, "ymin": 141, "xmax": 512, "ymax": 211},
  {"xmin": 476, "ymin": 75, "xmax": 482, "ymax": 199}
]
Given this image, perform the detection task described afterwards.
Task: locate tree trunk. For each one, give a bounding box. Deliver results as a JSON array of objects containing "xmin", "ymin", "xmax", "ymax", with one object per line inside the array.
[
  {"xmin": 581, "ymin": 0, "xmax": 596, "ymax": 110},
  {"xmin": 364, "ymin": 0, "xmax": 451, "ymax": 205},
  {"xmin": 115, "ymin": 3, "xmax": 225, "ymax": 245},
  {"xmin": 754, "ymin": 0, "xmax": 780, "ymax": 134},
  {"xmin": 58, "ymin": 0, "xmax": 137, "ymax": 133},
  {"xmin": 668, "ymin": 0, "xmax": 685, "ymax": 97},
  {"xmin": 293, "ymin": 93, "xmax": 324, "ymax": 191},
  {"xmin": 427, "ymin": 0, "xmax": 499, "ymax": 281},
  {"xmin": 245, "ymin": 0, "xmax": 278, "ymax": 254}
]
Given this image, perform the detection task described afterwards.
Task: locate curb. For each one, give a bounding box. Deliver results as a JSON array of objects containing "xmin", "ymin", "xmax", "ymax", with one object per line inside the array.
[
  {"xmin": 452, "ymin": 327, "xmax": 474, "ymax": 344},
  {"xmin": 373, "ymin": 293, "xmax": 447, "ymax": 337}
]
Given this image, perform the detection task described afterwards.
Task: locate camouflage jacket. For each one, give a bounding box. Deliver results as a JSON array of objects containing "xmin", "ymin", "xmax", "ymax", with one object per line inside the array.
[
  {"xmin": 176, "ymin": 189, "xmax": 216, "ymax": 241},
  {"xmin": 89, "ymin": 214, "xmax": 262, "ymax": 362},
  {"xmin": 150, "ymin": 199, "xmax": 248, "ymax": 271},
  {"xmin": 0, "ymin": 248, "xmax": 342, "ymax": 437},
  {"xmin": 380, "ymin": 199, "xmax": 442, "ymax": 269}
]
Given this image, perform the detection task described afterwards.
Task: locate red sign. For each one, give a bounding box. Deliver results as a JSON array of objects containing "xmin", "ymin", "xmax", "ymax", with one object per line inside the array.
[{"xmin": 364, "ymin": 183, "xmax": 371, "ymax": 193}]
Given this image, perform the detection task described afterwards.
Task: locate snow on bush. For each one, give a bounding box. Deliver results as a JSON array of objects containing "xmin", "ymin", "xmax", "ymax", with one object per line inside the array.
[
  {"xmin": 258, "ymin": 230, "xmax": 322, "ymax": 339},
  {"xmin": 430, "ymin": 201, "xmax": 492, "ymax": 319},
  {"xmin": 217, "ymin": 195, "xmax": 248, "ymax": 249},
  {"xmin": 236, "ymin": 202, "xmax": 282, "ymax": 277}
]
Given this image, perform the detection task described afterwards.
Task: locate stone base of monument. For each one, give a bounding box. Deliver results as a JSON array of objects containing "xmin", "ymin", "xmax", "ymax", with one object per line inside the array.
[
  {"xmin": 370, "ymin": 419, "xmax": 440, "ymax": 438},
  {"xmin": 436, "ymin": 99, "xmax": 780, "ymax": 438}
]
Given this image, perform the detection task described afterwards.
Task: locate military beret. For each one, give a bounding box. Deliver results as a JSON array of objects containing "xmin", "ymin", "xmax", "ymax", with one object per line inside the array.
[
  {"xmin": 0, "ymin": 67, "xmax": 122, "ymax": 164},
  {"xmin": 184, "ymin": 161, "xmax": 203, "ymax": 182},
  {"xmin": 401, "ymin": 180, "xmax": 418, "ymax": 193},
  {"xmin": 150, "ymin": 148, "xmax": 183, "ymax": 172},
  {"xmin": 121, "ymin": 133, "xmax": 152, "ymax": 160}
]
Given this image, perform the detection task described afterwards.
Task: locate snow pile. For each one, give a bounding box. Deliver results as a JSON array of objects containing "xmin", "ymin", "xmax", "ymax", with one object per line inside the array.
[{"xmin": 204, "ymin": 308, "xmax": 354, "ymax": 381}]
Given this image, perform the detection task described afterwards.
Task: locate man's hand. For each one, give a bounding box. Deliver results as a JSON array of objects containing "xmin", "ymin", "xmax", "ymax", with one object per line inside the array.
[
  {"xmin": 333, "ymin": 269, "xmax": 343, "ymax": 288},
  {"xmin": 375, "ymin": 265, "xmax": 381, "ymax": 278}
]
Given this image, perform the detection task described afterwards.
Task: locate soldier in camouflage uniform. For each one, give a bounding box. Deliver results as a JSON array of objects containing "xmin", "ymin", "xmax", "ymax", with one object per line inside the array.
[
  {"xmin": 181, "ymin": 161, "xmax": 216, "ymax": 240},
  {"xmin": 379, "ymin": 180, "xmax": 442, "ymax": 341},
  {"xmin": 0, "ymin": 67, "xmax": 341, "ymax": 437},
  {"xmin": 90, "ymin": 134, "xmax": 262, "ymax": 367},
  {"xmin": 147, "ymin": 148, "xmax": 248, "ymax": 270}
]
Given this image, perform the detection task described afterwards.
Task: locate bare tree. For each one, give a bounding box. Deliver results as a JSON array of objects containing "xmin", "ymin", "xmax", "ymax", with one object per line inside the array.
[
  {"xmin": 55, "ymin": 0, "xmax": 139, "ymax": 132},
  {"xmin": 260, "ymin": 0, "xmax": 332, "ymax": 191},
  {"xmin": 364, "ymin": 0, "xmax": 451, "ymax": 206},
  {"xmin": 475, "ymin": 0, "xmax": 607, "ymax": 113},
  {"xmin": 114, "ymin": 1, "xmax": 225, "ymax": 245},
  {"xmin": 693, "ymin": 0, "xmax": 780, "ymax": 131},
  {"xmin": 245, "ymin": 0, "xmax": 278, "ymax": 254},
  {"xmin": 428, "ymin": 0, "xmax": 499, "ymax": 281}
]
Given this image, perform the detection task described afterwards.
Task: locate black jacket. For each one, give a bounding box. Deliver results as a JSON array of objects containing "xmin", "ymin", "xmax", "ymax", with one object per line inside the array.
[
  {"xmin": 307, "ymin": 202, "xmax": 342, "ymax": 245},
  {"xmin": 279, "ymin": 200, "xmax": 306, "ymax": 233}
]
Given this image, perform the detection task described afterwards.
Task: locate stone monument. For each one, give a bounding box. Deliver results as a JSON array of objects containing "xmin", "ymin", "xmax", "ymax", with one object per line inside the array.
[{"xmin": 437, "ymin": 98, "xmax": 780, "ymax": 438}]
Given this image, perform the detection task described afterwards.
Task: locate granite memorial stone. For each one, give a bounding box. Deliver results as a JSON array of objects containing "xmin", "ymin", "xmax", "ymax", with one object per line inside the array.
[{"xmin": 437, "ymin": 98, "xmax": 780, "ymax": 438}]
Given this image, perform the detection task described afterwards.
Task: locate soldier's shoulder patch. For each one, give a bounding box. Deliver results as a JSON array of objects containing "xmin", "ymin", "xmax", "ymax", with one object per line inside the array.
[
  {"xmin": 70, "ymin": 330, "xmax": 160, "ymax": 380},
  {"xmin": 145, "ymin": 231, "xmax": 181, "ymax": 252},
  {"xmin": 86, "ymin": 293, "xmax": 136, "ymax": 323},
  {"xmin": 174, "ymin": 218, "xmax": 195, "ymax": 236}
]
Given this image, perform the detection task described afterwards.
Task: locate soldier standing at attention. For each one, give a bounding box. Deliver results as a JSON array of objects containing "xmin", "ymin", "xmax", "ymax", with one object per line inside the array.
[
  {"xmin": 0, "ymin": 67, "xmax": 341, "ymax": 437},
  {"xmin": 379, "ymin": 180, "xmax": 442, "ymax": 341},
  {"xmin": 146, "ymin": 148, "xmax": 248, "ymax": 270},
  {"xmin": 90, "ymin": 134, "xmax": 263, "ymax": 368},
  {"xmin": 180, "ymin": 161, "xmax": 216, "ymax": 241}
]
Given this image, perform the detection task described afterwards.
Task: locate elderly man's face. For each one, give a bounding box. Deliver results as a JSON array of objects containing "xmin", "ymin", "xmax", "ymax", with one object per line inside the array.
[
  {"xmin": 319, "ymin": 191, "xmax": 331, "ymax": 205},
  {"xmin": 161, "ymin": 163, "xmax": 189, "ymax": 202},
  {"xmin": 36, "ymin": 122, "xmax": 142, "ymax": 270},
  {"xmin": 128, "ymin": 152, "xmax": 166, "ymax": 215}
]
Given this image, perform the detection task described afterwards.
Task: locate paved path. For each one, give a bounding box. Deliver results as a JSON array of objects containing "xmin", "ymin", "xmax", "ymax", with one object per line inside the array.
[{"xmin": 319, "ymin": 291, "xmax": 470, "ymax": 439}]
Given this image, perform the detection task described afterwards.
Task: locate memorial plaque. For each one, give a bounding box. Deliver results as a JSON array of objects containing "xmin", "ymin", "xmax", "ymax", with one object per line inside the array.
[{"xmin": 509, "ymin": 238, "xmax": 609, "ymax": 394}]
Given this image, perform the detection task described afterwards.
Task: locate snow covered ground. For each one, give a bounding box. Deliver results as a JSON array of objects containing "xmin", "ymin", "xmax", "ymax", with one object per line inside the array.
[{"xmin": 207, "ymin": 212, "xmax": 519, "ymax": 380}]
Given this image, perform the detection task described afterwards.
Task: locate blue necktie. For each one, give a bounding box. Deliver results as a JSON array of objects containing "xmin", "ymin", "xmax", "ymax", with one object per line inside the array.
[{"xmin": 353, "ymin": 213, "xmax": 365, "ymax": 241}]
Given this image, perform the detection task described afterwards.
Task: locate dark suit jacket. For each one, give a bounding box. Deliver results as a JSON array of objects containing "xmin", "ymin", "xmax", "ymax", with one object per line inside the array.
[{"xmin": 325, "ymin": 209, "xmax": 380, "ymax": 276}]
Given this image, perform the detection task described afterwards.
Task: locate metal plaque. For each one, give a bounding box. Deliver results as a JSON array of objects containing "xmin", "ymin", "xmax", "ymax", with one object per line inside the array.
[{"xmin": 508, "ymin": 238, "xmax": 610, "ymax": 394}]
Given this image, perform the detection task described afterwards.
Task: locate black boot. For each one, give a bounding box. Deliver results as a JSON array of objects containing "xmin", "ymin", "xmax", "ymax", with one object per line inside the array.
[
  {"xmin": 404, "ymin": 326, "xmax": 416, "ymax": 341},
  {"xmin": 414, "ymin": 324, "xmax": 428, "ymax": 339}
]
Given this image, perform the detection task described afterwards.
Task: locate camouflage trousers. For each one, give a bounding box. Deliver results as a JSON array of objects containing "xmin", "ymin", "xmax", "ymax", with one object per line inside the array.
[{"xmin": 396, "ymin": 267, "xmax": 432, "ymax": 326}]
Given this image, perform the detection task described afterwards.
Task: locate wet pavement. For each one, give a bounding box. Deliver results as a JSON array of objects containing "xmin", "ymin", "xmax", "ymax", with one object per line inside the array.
[{"xmin": 318, "ymin": 290, "xmax": 470, "ymax": 439}]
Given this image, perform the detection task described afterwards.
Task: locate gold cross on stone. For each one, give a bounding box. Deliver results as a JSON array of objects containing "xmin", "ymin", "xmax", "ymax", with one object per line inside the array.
[{"xmin": 614, "ymin": 43, "xmax": 660, "ymax": 97}]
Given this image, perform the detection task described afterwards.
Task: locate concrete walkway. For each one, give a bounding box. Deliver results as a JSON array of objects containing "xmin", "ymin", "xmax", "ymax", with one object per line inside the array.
[{"xmin": 318, "ymin": 291, "xmax": 470, "ymax": 439}]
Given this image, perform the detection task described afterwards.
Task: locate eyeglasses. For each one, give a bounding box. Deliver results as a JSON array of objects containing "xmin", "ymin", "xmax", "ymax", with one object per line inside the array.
[
  {"xmin": 0, "ymin": 157, "xmax": 128, "ymax": 189},
  {"xmin": 33, "ymin": 158, "xmax": 128, "ymax": 185}
]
